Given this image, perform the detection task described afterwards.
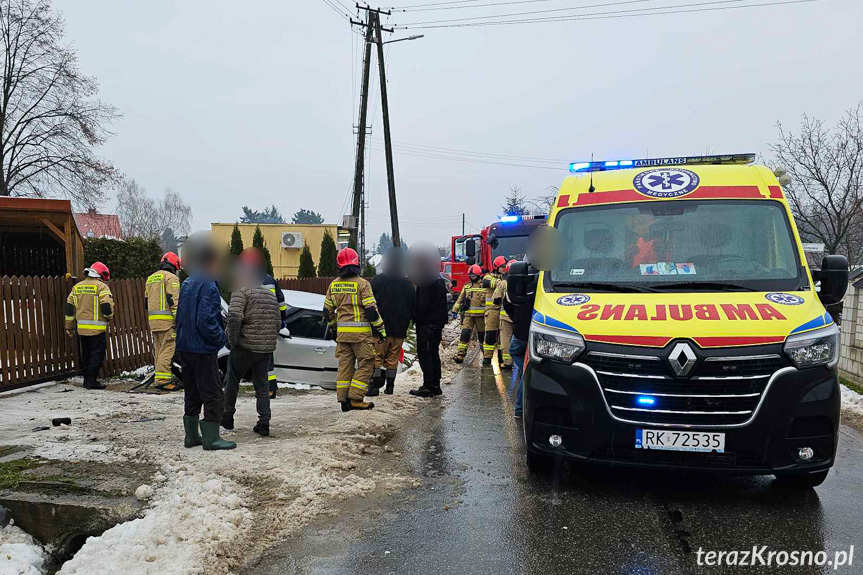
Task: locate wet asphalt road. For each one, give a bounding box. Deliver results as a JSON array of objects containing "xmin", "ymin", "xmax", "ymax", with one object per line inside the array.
[{"xmin": 250, "ymin": 358, "xmax": 863, "ymax": 575}]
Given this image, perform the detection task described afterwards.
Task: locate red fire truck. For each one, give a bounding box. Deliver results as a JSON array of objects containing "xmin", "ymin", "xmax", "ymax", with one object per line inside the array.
[{"xmin": 443, "ymin": 214, "xmax": 546, "ymax": 296}]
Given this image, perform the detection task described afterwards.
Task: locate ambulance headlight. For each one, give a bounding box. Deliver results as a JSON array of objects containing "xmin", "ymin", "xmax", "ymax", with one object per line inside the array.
[
  {"xmin": 783, "ymin": 324, "xmax": 840, "ymax": 369},
  {"xmin": 530, "ymin": 324, "xmax": 585, "ymax": 364}
]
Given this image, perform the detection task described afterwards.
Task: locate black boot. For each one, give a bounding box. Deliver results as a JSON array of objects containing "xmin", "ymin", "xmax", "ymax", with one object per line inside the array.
[
  {"xmin": 84, "ymin": 380, "xmax": 106, "ymax": 390},
  {"xmin": 482, "ymin": 357, "xmax": 491, "ymax": 366},
  {"xmin": 410, "ymin": 386, "xmax": 433, "ymax": 397},
  {"xmin": 367, "ymin": 385, "xmax": 380, "ymax": 397},
  {"xmin": 384, "ymin": 377, "xmax": 395, "ymax": 395},
  {"xmin": 253, "ymin": 423, "xmax": 270, "ymax": 437},
  {"xmin": 429, "ymin": 386, "xmax": 443, "ymax": 397}
]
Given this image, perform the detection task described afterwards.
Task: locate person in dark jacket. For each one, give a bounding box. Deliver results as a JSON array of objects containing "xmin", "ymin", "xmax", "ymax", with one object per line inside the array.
[
  {"xmin": 176, "ymin": 239, "xmax": 234, "ymax": 451},
  {"xmin": 505, "ymin": 262, "xmax": 538, "ymax": 418},
  {"xmin": 406, "ymin": 243, "xmax": 449, "ymax": 398},
  {"xmin": 222, "ymin": 248, "xmax": 281, "ymax": 437},
  {"xmin": 263, "ymin": 272, "xmax": 288, "ymax": 399},
  {"xmin": 370, "ymin": 248, "xmax": 415, "ymax": 395}
]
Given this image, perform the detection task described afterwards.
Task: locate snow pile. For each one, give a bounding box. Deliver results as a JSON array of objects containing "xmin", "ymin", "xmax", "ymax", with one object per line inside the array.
[
  {"xmin": 59, "ymin": 470, "xmax": 252, "ymax": 575},
  {"xmin": 120, "ymin": 366, "xmax": 153, "ymax": 379},
  {"xmin": 841, "ymin": 384, "xmax": 863, "ymax": 418},
  {"xmin": 0, "ymin": 523, "xmax": 47, "ymax": 575}
]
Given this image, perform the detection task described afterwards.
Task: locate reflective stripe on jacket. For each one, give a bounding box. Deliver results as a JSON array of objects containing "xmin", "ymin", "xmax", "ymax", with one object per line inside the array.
[
  {"xmin": 65, "ymin": 278, "xmax": 114, "ymax": 336},
  {"xmin": 146, "ymin": 270, "xmax": 180, "ymax": 332},
  {"xmin": 324, "ymin": 276, "xmax": 385, "ymax": 343},
  {"xmin": 452, "ymin": 280, "xmax": 486, "ymax": 316}
]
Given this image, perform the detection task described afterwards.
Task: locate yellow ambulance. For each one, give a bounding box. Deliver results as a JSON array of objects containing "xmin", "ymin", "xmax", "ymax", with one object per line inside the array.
[{"xmin": 512, "ymin": 154, "xmax": 849, "ymax": 488}]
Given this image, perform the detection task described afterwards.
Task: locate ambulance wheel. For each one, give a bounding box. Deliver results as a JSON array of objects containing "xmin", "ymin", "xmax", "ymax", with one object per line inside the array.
[
  {"xmin": 526, "ymin": 449, "xmax": 551, "ymax": 474},
  {"xmin": 773, "ymin": 470, "xmax": 829, "ymax": 489}
]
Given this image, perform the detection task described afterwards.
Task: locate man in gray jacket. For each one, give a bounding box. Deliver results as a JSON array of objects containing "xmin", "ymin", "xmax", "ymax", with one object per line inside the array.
[{"xmin": 222, "ymin": 249, "xmax": 281, "ymax": 437}]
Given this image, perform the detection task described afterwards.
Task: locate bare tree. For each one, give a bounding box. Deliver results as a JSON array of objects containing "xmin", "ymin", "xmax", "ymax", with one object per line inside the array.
[
  {"xmin": 117, "ymin": 178, "xmax": 192, "ymax": 239},
  {"xmin": 0, "ymin": 0, "xmax": 119, "ymax": 205},
  {"xmin": 770, "ymin": 104, "xmax": 863, "ymax": 264},
  {"xmin": 529, "ymin": 186, "xmax": 559, "ymax": 215}
]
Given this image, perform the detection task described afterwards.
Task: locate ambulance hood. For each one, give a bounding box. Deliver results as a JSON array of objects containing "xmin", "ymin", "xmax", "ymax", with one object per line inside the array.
[{"xmin": 532, "ymin": 289, "xmax": 832, "ymax": 348}]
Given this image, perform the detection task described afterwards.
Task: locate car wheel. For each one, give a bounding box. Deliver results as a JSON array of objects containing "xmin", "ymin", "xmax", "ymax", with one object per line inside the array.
[{"xmin": 773, "ymin": 470, "xmax": 829, "ymax": 489}]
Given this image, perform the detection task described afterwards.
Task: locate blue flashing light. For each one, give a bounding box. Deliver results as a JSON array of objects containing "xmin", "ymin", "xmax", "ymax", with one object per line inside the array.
[
  {"xmin": 636, "ymin": 396, "xmax": 657, "ymax": 407},
  {"xmin": 500, "ymin": 215, "xmax": 520, "ymax": 223},
  {"xmin": 567, "ymin": 153, "xmax": 755, "ymax": 173}
]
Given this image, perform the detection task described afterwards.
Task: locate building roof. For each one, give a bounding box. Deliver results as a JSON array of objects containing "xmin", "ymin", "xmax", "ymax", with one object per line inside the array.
[{"xmin": 74, "ymin": 208, "xmax": 122, "ymax": 239}]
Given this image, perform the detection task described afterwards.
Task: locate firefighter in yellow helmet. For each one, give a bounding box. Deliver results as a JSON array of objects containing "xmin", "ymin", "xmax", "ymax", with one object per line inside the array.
[
  {"xmin": 65, "ymin": 262, "xmax": 114, "ymax": 390},
  {"xmin": 146, "ymin": 252, "xmax": 183, "ymax": 390},
  {"xmin": 496, "ymin": 259, "xmax": 518, "ymax": 369},
  {"xmin": 452, "ymin": 264, "xmax": 485, "ymax": 364},
  {"xmin": 480, "ymin": 256, "xmax": 507, "ymax": 365},
  {"xmin": 323, "ymin": 248, "xmax": 386, "ymax": 411}
]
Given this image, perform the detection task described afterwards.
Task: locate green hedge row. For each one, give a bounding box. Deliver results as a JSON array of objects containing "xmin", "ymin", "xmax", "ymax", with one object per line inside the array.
[{"xmin": 83, "ymin": 237, "xmax": 163, "ymax": 280}]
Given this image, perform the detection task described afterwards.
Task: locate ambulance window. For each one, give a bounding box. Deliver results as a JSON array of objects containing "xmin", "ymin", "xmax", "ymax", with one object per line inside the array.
[{"xmin": 549, "ymin": 200, "xmax": 802, "ymax": 292}]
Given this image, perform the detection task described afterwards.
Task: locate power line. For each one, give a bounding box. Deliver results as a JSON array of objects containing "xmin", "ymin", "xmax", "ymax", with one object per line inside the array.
[
  {"xmin": 319, "ymin": 0, "xmax": 351, "ymax": 20},
  {"xmin": 369, "ymin": 143, "xmax": 566, "ymax": 169},
  {"xmin": 393, "ymin": 0, "xmax": 484, "ymax": 9},
  {"xmin": 396, "ymin": 0, "xmax": 821, "ymax": 28},
  {"xmin": 371, "ymin": 137, "xmax": 569, "ymax": 163},
  {"xmin": 397, "ymin": 0, "xmax": 655, "ymax": 13}
]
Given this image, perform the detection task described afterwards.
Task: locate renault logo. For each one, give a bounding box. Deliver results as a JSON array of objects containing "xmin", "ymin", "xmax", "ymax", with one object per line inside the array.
[{"xmin": 668, "ymin": 342, "xmax": 697, "ymax": 377}]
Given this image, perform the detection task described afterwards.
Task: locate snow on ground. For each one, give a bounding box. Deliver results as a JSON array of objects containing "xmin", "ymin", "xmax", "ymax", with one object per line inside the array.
[
  {"xmin": 0, "ymin": 523, "xmax": 48, "ymax": 575},
  {"xmin": 841, "ymin": 383, "xmax": 863, "ymax": 422},
  {"xmin": 0, "ymin": 342, "xmax": 463, "ymax": 575}
]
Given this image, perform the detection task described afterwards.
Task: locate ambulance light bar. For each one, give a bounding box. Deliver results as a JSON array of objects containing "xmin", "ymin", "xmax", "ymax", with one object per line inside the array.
[
  {"xmin": 569, "ymin": 153, "xmax": 756, "ymax": 173},
  {"xmin": 498, "ymin": 214, "xmax": 538, "ymax": 223}
]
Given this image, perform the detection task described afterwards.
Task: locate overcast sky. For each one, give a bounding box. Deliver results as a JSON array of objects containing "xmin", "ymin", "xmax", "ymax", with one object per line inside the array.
[{"xmin": 61, "ymin": 0, "xmax": 861, "ymax": 247}]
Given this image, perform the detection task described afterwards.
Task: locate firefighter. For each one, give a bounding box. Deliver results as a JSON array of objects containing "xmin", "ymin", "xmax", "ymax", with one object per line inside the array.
[
  {"xmin": 65, "ymin": 262, "xmax": 114, "ymax": 390},
  {"xmin": 323, "ymin": 248, "xmax": 387, "ymax": 412},
  {"xmin": 262, "ymin": 272, "xmax": 288, "ymax": 399},
  {"xmin": 451, "ymin": 264, "xmax": 485, "ymax": 364},
  {"xmin": 496, "ymin": 259, "xmax": 518, "ymax": 369},
  {"xmin": 481, "ymin": 256, "xmax": 508, "ymax": 365},
  {"xmin": 146, "ymin": 252, "xmax": 182, "ymax": 391}
]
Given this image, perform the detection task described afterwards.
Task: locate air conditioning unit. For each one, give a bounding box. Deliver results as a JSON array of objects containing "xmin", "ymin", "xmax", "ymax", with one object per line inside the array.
[{"xmin": 281, "ymin": 232, "xmax": 303, "ymax": 249}]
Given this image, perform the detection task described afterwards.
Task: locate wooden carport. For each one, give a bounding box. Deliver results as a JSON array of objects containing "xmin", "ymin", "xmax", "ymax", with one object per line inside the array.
[{"xmin": 0, "ymin": 197, "xmax": 85, "ymax": 277}]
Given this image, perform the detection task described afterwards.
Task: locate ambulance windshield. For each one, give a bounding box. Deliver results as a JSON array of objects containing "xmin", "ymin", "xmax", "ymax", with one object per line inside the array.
[{"xmin": 549, "ymin": 200, "xmax": 803, "ymax": 292}]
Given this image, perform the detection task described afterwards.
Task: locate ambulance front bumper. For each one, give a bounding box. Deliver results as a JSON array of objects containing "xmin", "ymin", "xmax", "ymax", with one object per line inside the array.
[{"xmin": 523, "ymin": 358, "xmax": 840, "ymax": 475}]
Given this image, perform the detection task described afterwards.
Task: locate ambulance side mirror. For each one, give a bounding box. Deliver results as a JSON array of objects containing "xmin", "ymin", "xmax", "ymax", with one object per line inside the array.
[
  {"xmin": 507, "ymin": 262, "xmax": 537, "ymax": 306},
  {"xmin": 814, "ymin": 255, "xmax": 848, "ymax": 306}
]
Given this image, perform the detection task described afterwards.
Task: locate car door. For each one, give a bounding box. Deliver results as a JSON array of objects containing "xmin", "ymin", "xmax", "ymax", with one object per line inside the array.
[{"xmin": 273, "ymin": 310, "xmax": 337, "ymax": 387}]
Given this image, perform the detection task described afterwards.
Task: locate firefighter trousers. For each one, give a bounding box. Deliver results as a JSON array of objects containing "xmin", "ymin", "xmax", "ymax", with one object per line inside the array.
[
  {"xmin": 499, "ymin": 319, "xmax": 513, "ymax": 367},
  {"xmin": 483, "ymin": 310, "xmax": 500, "ymax": 360},
  {"xmin": 457, "ymin": 315, "xmax": 484, "ymax": 360},
  {"xmin": 375, "ymin": 336, "xmax": 404, "ymax": 383},
  {"xmin": 335, "ymin": 338, "xmax": 376, "ymax": 402},
  {"xmin": 152, "ymin": 329, "xmax": 176, "ymax": 383}
]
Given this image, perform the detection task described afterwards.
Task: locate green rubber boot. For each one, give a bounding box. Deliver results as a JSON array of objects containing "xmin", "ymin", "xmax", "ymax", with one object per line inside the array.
[
  {"xmin": 183, "ymin": 415, "xmax": 203, "ymax": 448},
  {"xmin": 200, "ymin": 420, "xmax": 236, "ymax": 451}
]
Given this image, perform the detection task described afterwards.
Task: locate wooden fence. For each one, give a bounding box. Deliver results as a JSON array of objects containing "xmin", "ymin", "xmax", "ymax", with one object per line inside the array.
[
  {"xmin": 0, "ymin": 276, "xmax": 153, "ymax": 390},
  {"xmin": 277, "ymin": 277, "xmax": 335, "ymax": 295}
]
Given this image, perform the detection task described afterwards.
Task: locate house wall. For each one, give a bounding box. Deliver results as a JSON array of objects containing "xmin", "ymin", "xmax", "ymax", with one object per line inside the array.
[
  {"xmin": 210, "ymin": 223, "xmax": 338, "ymax": 279},
  {"xmin": 839, "ymin": 281, "xmax": 863, "ymax": 385}
]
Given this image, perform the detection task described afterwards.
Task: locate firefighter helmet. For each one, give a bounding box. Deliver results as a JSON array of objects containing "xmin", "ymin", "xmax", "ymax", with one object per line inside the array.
[
  {"xmin": 506, "ymin": 259, "xmax": 517, "ymax": 273},
  {"xmin": 337, "ymin": 248, "xmax": 360, "ymax": 268},
  {"xmin": 161, "ymin": 251, "xmax": 182, "ymax": 270},
  {"xmin": 86, "ymin": 261, "xmax": 110, "ymax": 281},
  {"xmin": 492, "ymin": 255, "xmax": 507, "ymax": 270},
  {"xmin": 468, "ymin": 264, "xmax": 482, "ymax": 277}
]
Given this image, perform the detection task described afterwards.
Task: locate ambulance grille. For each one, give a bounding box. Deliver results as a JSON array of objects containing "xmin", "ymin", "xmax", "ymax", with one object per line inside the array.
[{"xmin": 584, "ymin": 352, "xmax": 789, "ymax": 427}]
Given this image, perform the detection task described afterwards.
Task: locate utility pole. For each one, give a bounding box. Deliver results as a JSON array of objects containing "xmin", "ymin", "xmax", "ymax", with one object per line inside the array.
[
  {"xmin": 372, "ymin": 11, "xmax": 400, "ymax": 248},
  {"xmin": 348, "ymin": 9, "xmax": 375, "ymax": 251},
  {"xmin": 462, "ymin": 213, "xmax": 465, "ymax": 235}
]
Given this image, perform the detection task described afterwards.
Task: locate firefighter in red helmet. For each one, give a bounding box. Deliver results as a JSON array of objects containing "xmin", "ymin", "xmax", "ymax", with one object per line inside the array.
[
  {"xmin": 65, "ymin": 262, "xmax": 115, "ymax": 390},
  {"xmin": 480, "ymin": 255, "xmax": 508, "ymax": 365},
  {"xmin": 451, "ymin": 264, "xmax": 485, "ymax": 363},
  {"xmin": 323, "ymin": 248, "xmax": 387, "ymax": 411},
  {"xmin": 146, "ymin": 252, "xmax": 183, "ymax": 390}
]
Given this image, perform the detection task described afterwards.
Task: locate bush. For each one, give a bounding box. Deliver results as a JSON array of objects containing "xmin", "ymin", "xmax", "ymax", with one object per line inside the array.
[
  {"xmin": 317, "ymin": 230, "xmax": 338, "ymax": 277},
  {"xmin": 83, "ymin": 237, "xmax": 162, "ymax": 279},
  {"xmin": 251, "ymin": 225, "xmax": 274, "ymax": 277},
  {"xmin": 298, "ymin": 243, "xmax": 316, "ymax": 278},
  {"xmin": 362, "ymin": 260, "xmax": 376, "ymax": 278}
]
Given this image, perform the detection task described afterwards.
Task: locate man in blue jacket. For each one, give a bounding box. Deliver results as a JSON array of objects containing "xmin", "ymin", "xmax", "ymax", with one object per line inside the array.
[{"xmin": 176, "ymin": 244, "xmax": 235, "ymax": 451}]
